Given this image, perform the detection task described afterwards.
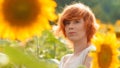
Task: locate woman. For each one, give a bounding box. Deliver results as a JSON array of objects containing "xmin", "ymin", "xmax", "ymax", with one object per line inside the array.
[{"xmin": 57, "ymin": 2, "xmax": 98, "ymax": 68}]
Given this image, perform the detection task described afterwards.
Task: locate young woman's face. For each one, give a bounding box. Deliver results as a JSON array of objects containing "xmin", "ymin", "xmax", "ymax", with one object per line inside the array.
[{"xmin": 64, "ymin": 19, "xmax": 86, "ymax": 42}]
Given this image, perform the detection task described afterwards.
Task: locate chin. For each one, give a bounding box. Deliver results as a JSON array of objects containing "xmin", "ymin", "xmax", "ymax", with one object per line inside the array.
[{"xmin": 68, "ymin": 37, "xmax": 78, "ymax": 42}]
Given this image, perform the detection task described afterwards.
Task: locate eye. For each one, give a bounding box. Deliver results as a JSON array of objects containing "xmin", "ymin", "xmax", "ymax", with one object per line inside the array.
[
  {"xmin": 63, "ymin": 20, "xmax": 70, "ymax": 26},
  {"xmin": 74, "ymin": 20, "xmax": 80, "ymax": 24},
  {"xmin": 74, "ymin": 19, "xmax": 83, "ymax": 24}
]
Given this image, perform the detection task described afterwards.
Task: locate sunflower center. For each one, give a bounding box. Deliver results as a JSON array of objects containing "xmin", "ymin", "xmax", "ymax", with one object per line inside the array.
[
  {"xmin": 2, "ymin": 0, "xmax": 40, "ymax": 27},
  {"xmin": 98, "ymin": 44, "xmax": 113, "ymax": 68}
]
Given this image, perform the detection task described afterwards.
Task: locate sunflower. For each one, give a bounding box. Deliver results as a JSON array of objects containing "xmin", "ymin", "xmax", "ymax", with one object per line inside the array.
[
  {"xmin": 0, "ymin": 0, "xmax": 57, "ymax": 41},
  {"xmin": 107, "ymin": 24, "xmax": 115, "ymax": 33},
  {"xmin": 97, "ymin": 22, "xmax": 114, "ymax": 33},
  {"xmin": 90, "ymin": 33, "xmax": 120, "ymax": 68},
  {"xmin": 115, "ymin": 20, "xmax": 120, "ymax": 39}
]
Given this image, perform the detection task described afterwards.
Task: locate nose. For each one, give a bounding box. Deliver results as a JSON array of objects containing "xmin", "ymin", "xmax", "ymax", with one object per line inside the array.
[{"xmin": 68, "ymin": 22, "xmax": 74, "ymax": 30}]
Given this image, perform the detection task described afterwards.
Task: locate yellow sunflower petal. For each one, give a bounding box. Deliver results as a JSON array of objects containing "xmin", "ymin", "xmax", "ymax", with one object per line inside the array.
[
  {"xmin": 0, "ymin": 0, "xmax": 57, "ymax": 41},
  {"xmin": 91, "ymin": 33, "xmax": 120, "ymax": 68}
]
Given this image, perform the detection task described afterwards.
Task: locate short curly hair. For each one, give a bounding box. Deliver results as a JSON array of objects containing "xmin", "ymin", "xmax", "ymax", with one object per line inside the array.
[{"xmin": 57, "ymin": 3, "xmax": 98, "ymax": 43}]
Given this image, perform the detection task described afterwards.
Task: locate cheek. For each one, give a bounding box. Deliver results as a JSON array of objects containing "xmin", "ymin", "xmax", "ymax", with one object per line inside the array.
[
  {"xmin": 65, "ymin": 25, "xmax": 70, "ymax": 30},
  {"xmin": 77, "ymin": 26, "xmax": 86, "ymax": 35},
  {"xmin": 77, "ymin": 25, "xmax": 85, "ymax": 31},
  {"xmin": 64, "ymin": 27, "xmax": 68, "ymax": 35}
]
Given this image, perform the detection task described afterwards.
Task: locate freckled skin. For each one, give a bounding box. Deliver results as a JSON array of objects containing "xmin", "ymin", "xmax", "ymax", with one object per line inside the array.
[{"xmin": 65, "ymin": 19, "xmax": 86, "ymax": 42}]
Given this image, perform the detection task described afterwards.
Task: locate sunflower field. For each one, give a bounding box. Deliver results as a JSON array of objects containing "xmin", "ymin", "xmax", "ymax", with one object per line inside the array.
[{"xmin": 0, "ymin": 0, "xmax": 120, "ymax": 68}]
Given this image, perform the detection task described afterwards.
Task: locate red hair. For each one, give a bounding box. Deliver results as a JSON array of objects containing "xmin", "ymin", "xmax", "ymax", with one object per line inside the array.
[{"xmin": 57, "ymin": 3, "xmax": 98, "ymax": 43}]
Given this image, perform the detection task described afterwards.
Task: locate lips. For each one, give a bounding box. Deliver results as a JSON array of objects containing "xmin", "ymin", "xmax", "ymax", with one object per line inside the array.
[{"xmin": 68, "ymin": 32, "xmax": 76, "ymax": 35}]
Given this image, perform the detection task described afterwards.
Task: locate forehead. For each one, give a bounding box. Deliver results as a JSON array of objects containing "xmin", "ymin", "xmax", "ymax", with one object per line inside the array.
[
  {"xmin": 63, "ymin": 19, "xmax": 84, "ymax": 27},
  {"xmin": 63, "ymin": 17, "xmax": 84, "ymax": 24},
  {"xmin": 64, "ymin": 18, "xmax": 83, "ymax": 22}
]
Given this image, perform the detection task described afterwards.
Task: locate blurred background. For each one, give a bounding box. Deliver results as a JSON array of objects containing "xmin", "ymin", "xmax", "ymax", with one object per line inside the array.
[
  {"xmin": 56, "ymin": 0, "xmax": 120, "ymax": 23},
  {"xmin": 0, "ymin": 0, "xmax": 120, "ymax": 68}
]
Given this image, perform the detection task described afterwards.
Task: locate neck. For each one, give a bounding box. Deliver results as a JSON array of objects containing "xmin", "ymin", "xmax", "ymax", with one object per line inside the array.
[{"xmin": 73, "ymin": 38, "xmax": 90, "ymax": 55}]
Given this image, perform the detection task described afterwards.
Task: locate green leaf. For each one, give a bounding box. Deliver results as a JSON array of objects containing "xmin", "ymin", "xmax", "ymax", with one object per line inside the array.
[{"xmin": 3, "ymin": 46, "xmax": 56, "ymax": 68}]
